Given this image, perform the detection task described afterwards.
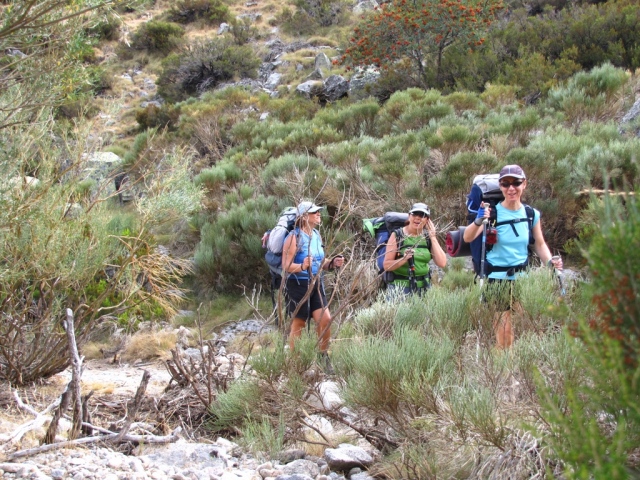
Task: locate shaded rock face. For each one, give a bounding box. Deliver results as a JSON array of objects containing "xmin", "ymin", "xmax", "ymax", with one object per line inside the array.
[
  {"xmin": 322, "ymin": 75, "xmax": 349, "ymax": 103},
  {"xmin": 348, "ymin": 67, "xmax": 380, "ymax": 100}
]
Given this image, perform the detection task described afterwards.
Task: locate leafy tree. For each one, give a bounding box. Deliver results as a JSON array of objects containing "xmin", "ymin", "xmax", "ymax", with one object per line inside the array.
[{"xmin": 340, "ymin": 0, "xmax": 503, "ymax": 88}]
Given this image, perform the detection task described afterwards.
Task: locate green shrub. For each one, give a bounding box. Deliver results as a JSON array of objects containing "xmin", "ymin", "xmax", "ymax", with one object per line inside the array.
[
  {"xmin": 167, "ymin": 0, "xmax": 230, "ymax": 24},
  {"xmin": 135, "ymin": 103, "xmax": 181, "ymax": 130},
  {"xmin": 193, "ymin": 195, "xmax": 282, "ymax": 292},
  {"xmin": 581, "ymin": 190, "xmax": 640, "ymax": 367},
  {"xmin": 279, "ymin": 8, "xmax": 317, "ymax": 36},
  {"xmin": 546, "ymin": 63, "xmax": 629, "ymax": 124},
  {"xmin": 260, "ymin": 153, "xmax": 329, "ymax": 198},
  {"xmin": 157, "ymin": 38, "xmax": 260, "ymax": 102},
  {"xmin": 315, "ymin": 100, "xmax": 380, "ymax": 138},
  {"xmin": 86, "ymin": 12, "xmax": 121, "ymax": 41},
  {"xmin": 129, "ymin": 21, "xmax": 185, "ymax": 54},
  {"xmin": 229, "ymin": 17, "xmax": 258, "ymax": 46}
]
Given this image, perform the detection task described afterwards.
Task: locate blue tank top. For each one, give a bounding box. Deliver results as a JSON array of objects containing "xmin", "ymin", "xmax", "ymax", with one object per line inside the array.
[
  {"xmin": 287, "ymin": 228, "xmax": 324, "ymax": 281},
  {"xmin": 487, "ymin": 203, "xmax": 540, "ymax": 280}
]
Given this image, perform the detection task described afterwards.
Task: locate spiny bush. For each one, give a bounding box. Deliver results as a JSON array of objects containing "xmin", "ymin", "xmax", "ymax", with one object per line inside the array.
[
  {"xmin": 129, "ymin": 20, "xmax": 185, "ymax": 54},
  {"xmin": 156, "ymin": 38, "xmax": 260, "ymax": 103},
  {"xmin": 86, "ymin": 12, "xmax": 122, "ymax": 41},
  {"xmin": 315, "ymin": 100, "xmax": 380, "ymax": 138}
]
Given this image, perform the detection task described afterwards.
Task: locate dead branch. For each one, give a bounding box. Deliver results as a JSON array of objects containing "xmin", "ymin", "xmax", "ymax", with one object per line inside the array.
[
  {"xmin": 63, "ymin": 308, "xmax": 83, "ymax": 439},
  {"xmin": 113, "ymin": 370, "xmax": 150, "ymax": 442},
  {"xmin": 7, "ymin": 427, "xmax": 182, "ymax": 461}
]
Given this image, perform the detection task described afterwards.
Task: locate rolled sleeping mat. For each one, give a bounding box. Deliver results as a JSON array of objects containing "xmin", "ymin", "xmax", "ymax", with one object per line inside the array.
[{"xmin": 446, "ymin": 226, "xmax": 471, "ymax": 257}]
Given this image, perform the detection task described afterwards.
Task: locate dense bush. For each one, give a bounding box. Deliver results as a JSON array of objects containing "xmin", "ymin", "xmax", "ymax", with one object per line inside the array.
[
  {"xmin": 129, "ymin": 20, "xmax": 185, "ymax": 54},
  {"xmin": 135, "ymin": 103, "xmax": 182, "ymax": 130},
  {"xmin": 167, "ymin": 0, "xmax": 230, "ymax": 24},
  {"xmin": 157, "ymin": 38, "xmax": 260, "ymax": 103},
  {"xmin": 193, "ymin": 195, "xmax": 282, "ymax": 292},
  {"xmin": 0, "ymin": 117, "xmax": 202, "ymax": 384}
]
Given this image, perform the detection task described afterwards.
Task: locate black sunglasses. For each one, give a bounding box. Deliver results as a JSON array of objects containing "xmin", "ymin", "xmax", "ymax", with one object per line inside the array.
[
  {"xmin": 500, "ymin": 180, "xmax": 524, "ymax": 188},
  {"xmin": 410, "ymin": 211, "xmax": 428, "ymax": 218}
]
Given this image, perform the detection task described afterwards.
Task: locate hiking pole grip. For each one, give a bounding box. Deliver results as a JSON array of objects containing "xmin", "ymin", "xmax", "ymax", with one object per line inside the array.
[
  {"xmin": 550, "ymin": 255, "xmax": 566, "ymax": 296},
  {"xmin": 407, "ymin": 255, "xmax": 418, "ymax": 292}
]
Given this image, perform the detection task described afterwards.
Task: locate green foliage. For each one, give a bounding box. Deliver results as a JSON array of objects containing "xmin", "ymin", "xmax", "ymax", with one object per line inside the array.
[
  {"xmin": 157, "ymin": 38, "xmax": 260, "ymax": 102},
  {"xmin": 0, "ymin": 118, "xmax": 200, "ymax": 384},
  {"xmin": 229, "ymin": 17, "xmax": 258, "ymax": 46},
  {"xmin": 135, "ymin": 103, "xmax": 181, "ymax": 130},
  {"xmin": 260, "ymin": 153, "xmax": 330, "ymax": 197},
  {"xmin": 209, "ymin": 379, "xmax": 264, "ymax": 431},
  {"xmin": 193, "ymin": 195, "xmax": 280, "ymax": 291},
  {"xmin": 129, "ymin": 20, "xmax": 185, "ymax": 54},
  {"xmin": 167, "ymin": 0, "xmax": 230, "ymax": 24},
  {"xmin": 536, "ymin": 325, "xmax": 640, "ymax": 478},
  {"xmin": 239, "ymin": 413, "xmax": 286, "ymax": 459},
  {"xmin": 86, "ymin": 12, "xmax": 122, "ymax": 41},
  {"xmin": 581, "ymin": 191, "xmax": 640, "ymax": 367},
  {"xmin": 335, "ymin": 325, "xmax": 456, "ymax": 414}
]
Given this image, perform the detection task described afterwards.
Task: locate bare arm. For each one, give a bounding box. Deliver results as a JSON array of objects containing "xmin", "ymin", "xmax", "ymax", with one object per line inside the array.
[
  {"xmin": 426, "ymin": 219, "xmax": 447, "ymax": 268},
  {"xmin": 532, "ymin": 220, "xmax": 563, "ymax": 270}
]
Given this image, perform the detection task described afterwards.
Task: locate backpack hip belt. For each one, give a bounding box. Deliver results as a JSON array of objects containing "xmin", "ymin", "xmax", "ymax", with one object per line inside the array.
[
  {"xmin": 485, "ymin": 261, "xmax": 528, "ymax": 277},
  {"xmin": 389, "ymin": 274, "xmax": 430, "ymax": 287}
]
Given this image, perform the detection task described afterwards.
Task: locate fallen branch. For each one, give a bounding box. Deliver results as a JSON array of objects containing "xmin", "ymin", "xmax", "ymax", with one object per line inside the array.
[
  {"xmin": 0, "ymin": 391, "xmax": 60, "ymax": 445},
  {"xmin": 7, "ymin": 427, "xmax": 182, "ymax": 461}
]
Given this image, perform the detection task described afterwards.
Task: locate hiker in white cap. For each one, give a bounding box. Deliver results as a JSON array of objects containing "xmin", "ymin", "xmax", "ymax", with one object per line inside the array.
[{"xmin": 281, "ymin": 201, "xmax": 344, "ymax": 373}]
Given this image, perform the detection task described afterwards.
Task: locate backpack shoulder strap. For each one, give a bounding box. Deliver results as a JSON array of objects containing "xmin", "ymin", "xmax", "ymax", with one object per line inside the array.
[
  {"xmin": 393, "ymin": 227, "xmax": 405, "ymax": 251},
  {"xmin": 524, "ymin": 204, "xmax": 535, "ymax": 246}
]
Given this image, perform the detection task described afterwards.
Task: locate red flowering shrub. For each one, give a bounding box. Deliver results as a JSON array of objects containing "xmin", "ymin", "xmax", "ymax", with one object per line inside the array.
[{"xmin": 340, "ymin": 0, "xmax": 503, "ymax": 88}]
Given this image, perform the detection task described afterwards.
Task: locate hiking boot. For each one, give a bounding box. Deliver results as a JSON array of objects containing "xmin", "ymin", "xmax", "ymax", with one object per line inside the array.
[{"xmin": 319, "ymin": 352, "xmax": 334, "ymax": 375}]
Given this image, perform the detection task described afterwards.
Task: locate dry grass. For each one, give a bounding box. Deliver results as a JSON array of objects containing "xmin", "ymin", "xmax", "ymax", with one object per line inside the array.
[{"xmin": 121, "ymin": 329, "xmax": 178, "ymax": 361}]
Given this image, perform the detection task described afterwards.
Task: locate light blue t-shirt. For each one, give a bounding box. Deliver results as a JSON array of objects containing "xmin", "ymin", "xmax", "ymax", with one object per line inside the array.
[{"xmin": 486, "ymin": 203, "xmax": 540, "ymax": 280}]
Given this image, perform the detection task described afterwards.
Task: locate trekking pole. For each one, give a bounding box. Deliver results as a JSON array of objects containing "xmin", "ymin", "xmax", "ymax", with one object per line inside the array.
[
  {"xmin": 407, "ymin": 253, "xmax": 417, "ymax": 293},
  {"xmin": 479, "ymin": 203, "xmax": 489, "ymax": 289},
  {"xmin": 550, "ymin": 255, "xmax": 566, "ymax": 296},
  {"xmin": 307, "ymin": 252, "xmax": 312, "ymax": 333}
]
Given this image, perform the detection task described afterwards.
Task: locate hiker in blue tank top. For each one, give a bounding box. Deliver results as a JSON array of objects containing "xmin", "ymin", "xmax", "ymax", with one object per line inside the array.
[
  {"xmin": 463, "ymin": 165, "xmax": 563, "ymax": 348},
  {"xmin": 383, "ymin": 202, "xmax": 447, "ymax": 296},
  {"xmin": 282, "ymin": 201, "xmax": 344, "ymax": 373}
]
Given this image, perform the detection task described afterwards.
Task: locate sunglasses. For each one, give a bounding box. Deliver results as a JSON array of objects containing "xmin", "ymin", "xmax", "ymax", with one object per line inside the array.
[
  {"xmin": 500, "ymin": 180, "xmax": 524, "ymax": 188},
  {"xmin": 410, "ymin": 212, "xmax": 428, "ymax": 218}
]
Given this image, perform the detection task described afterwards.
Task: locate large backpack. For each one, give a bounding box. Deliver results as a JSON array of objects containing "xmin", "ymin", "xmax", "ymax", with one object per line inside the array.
[
  {"xmin": 447, "ymin": 174, "xmax": 535, "ymax": 275},
  {"xmin": 363, "ymin": 212, "xmax": 431, "ymax": 284},
  {"xmin": 263, "ymin": 207, "xmax": 297, "ymax": 276}
]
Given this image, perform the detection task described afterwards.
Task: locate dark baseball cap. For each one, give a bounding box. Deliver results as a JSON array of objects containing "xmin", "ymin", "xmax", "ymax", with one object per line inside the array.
[{"xmin": 498, "ymin": 164, "xmax": 526, "ymax": 180}]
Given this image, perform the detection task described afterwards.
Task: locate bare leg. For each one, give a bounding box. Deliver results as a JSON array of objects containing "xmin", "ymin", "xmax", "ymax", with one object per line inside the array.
[
  {"xmin": 288, "ymin": 317, "xmax": 307, "ymax": 350},
  {"xmin": 494, "ymin": 310, "xmax": 514, "ymax": 348},
  {"xmin": 312, "ymin": 307, "xmax": 332, "ymax": 352}
]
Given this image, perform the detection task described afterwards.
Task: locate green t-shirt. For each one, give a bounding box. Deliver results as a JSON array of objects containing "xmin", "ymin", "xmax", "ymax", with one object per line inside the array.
[{"xmin": 392, "ymin": 230, "xmax": 432, "ymax": 279}]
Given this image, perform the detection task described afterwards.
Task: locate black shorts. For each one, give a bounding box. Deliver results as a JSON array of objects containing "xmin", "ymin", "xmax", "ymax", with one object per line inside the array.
[
  {"xmin": 286, "ymin": 278, "xmax": 327, "ymax": 321},
  {"xmin": 483, "ymin": 278, "xmax": 520, "ymax": 311}
]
